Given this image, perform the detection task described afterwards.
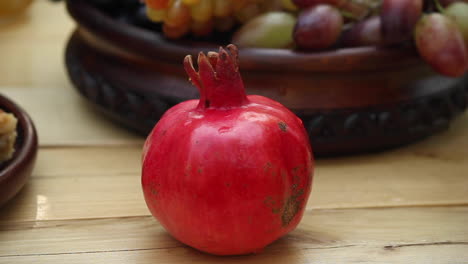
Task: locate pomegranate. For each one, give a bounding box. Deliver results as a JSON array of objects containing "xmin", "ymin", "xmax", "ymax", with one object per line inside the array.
[{"xmin": 142, "ymin": 45, "xmax": 314, "ymax": 256}]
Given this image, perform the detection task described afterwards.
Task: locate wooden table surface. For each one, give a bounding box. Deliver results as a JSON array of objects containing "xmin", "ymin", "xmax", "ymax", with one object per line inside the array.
[{"xmin": 1, "ymin": 1, "xmax": 468, "ymax": 263}]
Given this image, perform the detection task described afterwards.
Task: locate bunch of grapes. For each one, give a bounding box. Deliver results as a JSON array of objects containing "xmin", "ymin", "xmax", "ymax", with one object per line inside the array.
[
  {"xmin": 142, "ymin": 0, "xmax": 468, "ymax": 77},
  {"xmin": 292, "ymin": 0, "xmax": 468, "ymax": 77},
  {"xmin": 144, "ymin": 0, "xmax": 287, "ymax": 38}
]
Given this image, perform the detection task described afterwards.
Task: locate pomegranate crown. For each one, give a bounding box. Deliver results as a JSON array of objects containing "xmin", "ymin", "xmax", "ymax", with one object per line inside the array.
[{"xmin": 184, "ymin": 44, "xmax": 248, "ymax": 109}]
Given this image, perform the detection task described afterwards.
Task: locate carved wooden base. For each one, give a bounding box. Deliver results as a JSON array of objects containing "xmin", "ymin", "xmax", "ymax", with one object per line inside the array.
[{"xmin": 65, "ymin": 30, "xmax": 468, "ymax": 156}]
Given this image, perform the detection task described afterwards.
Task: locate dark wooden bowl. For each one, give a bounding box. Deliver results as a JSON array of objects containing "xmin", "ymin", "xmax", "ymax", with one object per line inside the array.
[
  {"xmin": 65, "ymin": 0, "xmax": 468, "ymax": 156},
  {"xmin": 0, "ymin": 94, "xmax": 38, "ymax": 207}
]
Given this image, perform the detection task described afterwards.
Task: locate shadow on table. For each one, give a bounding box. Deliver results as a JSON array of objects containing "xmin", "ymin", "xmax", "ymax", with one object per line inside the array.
[
  {"xmin": 143, "ymin": 227, "xmax": 339, "ymax": 264},
  {"xmin": 0, "ymin": 182, "xmax": 33, "ymax": 226}
]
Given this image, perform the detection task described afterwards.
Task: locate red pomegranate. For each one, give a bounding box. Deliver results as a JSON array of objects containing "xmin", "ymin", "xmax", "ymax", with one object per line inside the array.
[{"xmin": 142, "ymin": 45, "xmax": 314, "ymax": 255}]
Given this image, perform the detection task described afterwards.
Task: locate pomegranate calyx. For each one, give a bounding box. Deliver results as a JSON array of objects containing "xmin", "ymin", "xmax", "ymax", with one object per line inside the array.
[{"xmin": 184, "ymin": 44, "xmax": 248, "ymax": 110}]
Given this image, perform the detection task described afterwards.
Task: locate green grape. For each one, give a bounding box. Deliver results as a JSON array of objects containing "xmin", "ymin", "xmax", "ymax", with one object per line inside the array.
[
  {"xmin": 232, "ymin": 12, "xmax": 296, "ymax": 48},
  {"xmin": 147, "ymin": 6, "xmax": 167, "ymax": 22},
  {"xmin": 445, "ymin": 2, "xmax": 468, "ymax": 49},
  {"xmin": 191, "ymin": 0, "xmax": 213, "ymax": 22},
  {"xmin": 183, "ymin": 0, "xmax": 200, "ymax": 6}
]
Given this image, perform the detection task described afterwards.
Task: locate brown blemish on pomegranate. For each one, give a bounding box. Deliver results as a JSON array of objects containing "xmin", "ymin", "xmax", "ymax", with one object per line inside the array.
[
  {"xmin": 264, "ymin": 196, "xmax": 282, "ymax": 214},
  {"xmin": 282, "ymin": 197, "xmax": 300, "ymax": 226},
  {"xmin": 150, "ymin": 183, "xmax": 161, "ymax": 197},
  {"xmin": 282, "ymin": 189, "xmax": 304, "ymax": 227},
  {"xmin": 278, "ymin": 122, "xmax": 288, "ymax": 132},
  {"xmin": 263, "ymin": 162, "xmax": 279, "ymax": 177}
]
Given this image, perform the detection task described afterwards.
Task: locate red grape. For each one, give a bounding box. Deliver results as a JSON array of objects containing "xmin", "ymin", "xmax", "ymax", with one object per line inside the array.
[
  {"xmin": 294, "ymin": 4, "xmax": 343, "ymax": 50},
  {"xmin": 415, "ymin": 13, "xmax": 468, "ymax": 77},
  {"xmin": 381, "ymin": 0, "xmax": 423, "ymax": 44},
  {"xmin": 341, "ymin": 16, "xmax": 383, "ymax": 47},
  {"xmin": 293, "ymin": 0, "xmax": 375, "ymax": 19}
]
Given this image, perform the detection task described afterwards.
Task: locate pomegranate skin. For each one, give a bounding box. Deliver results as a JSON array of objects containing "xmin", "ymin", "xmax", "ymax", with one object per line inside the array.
[{"xmin": 142, "ymin": 46, "xmax": 314, "ymax": 256}]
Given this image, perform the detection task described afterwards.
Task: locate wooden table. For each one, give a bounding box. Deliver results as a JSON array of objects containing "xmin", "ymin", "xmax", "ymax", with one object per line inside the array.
[{"xmin": 1, "ymin": 1, "xmax": 467, "ymax": 263}]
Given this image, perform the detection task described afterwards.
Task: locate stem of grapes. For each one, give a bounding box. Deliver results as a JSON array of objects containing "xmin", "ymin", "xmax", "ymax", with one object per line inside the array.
[
  {"xmin": 340, "ymin": 10, "xmax": 358, "ymax": 20},
  {"xmin": 433, "ymin": 0, "xmax": 445, "ymax": 12}
]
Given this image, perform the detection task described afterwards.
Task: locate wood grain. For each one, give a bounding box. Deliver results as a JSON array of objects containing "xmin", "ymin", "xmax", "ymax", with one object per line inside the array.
[
  {"xmin": 1, "ymin": 128, "xmax": 467, "ymax": 223},
  {"xmin": 1, "ymin": 87, "xmax": 143, "ymax": 146},
  {"xmin": 0, "ymin": 207, "xmax": 467, "ymax": 263},
  {"xmin": 1, "ymin": 1, "xmax": 468, "ymax": 263}
]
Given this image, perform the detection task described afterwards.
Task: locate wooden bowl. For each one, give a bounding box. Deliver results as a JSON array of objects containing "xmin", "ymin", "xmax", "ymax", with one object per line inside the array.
[
  {"xmin": 65, "ymin": 0, "xmax": 468, "ymax": 156},
  {"xmin": 0, "ymin": 94, "xmax": 38, "ymax": 207}
]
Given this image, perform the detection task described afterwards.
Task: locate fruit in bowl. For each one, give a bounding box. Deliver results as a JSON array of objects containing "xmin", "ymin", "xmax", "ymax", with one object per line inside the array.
[
  {"xmin": 141, "ymin": 0, "xmax": 468, "ymax": 77},
  {"xmin": 0, "ymin": 110, "xmax": 18, "ymax": 163},
  {"xmin": 64, "ymin": 0, "xmax": 468, "ymax": 156},
  {"xmin": 0, "ymin": 95, "xmax": 38, "ymax": 207}
]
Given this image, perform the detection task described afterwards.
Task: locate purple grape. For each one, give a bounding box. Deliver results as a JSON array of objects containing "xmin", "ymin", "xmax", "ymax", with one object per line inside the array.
[
  {"xmin": 341, "ymin": 16, "xmax": 383, "ymax": 47},
  {"xmin": 293, "ymin": 0, "xmax": 375, "ymax": 19},
  {"xmin": 381, "ymin": 0, "xmax": 423, "ymax": 44},
  {"xmin": 415, "ymin": 13, "xmax": 468, "ymax": 77},
  {"xmin": 294, "ymin": 4, "xmax": 343, "ymax": 50}
]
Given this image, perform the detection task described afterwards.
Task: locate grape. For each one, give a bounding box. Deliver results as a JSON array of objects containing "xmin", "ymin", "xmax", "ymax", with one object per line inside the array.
[
  {"xmin": 414, "ymin": 13, "xmax": 468, "ymax": 77},
  {"xmin": 293, "ymin": 0, "xmax": 379, "ymax": 23},
  {"xmin": 165, "ymin": 0, "xmax": 191, "ymax": 27},
  {"xmin": 183, "ymin": 0, "xmax": 200, "ymax": 5},
  {"xmin": 381, "ymin": 0, "xmax": 423, "ymax": 44},
  {"xmin": 144, "ymin": 0, "xmax": 281, "ymax": 39},
  {"xmin": 341, "ymin": 16, "xmax": 383, "ymax": 47},
  {"xmin": 232, "ymin": 12, "xmax": 296, "ymax": 48},
  {"xmin": 163, "ymin": 22, "xmax": 191, "ymax": 39},
  {"xmin": 146, "ymin": 0, "xmax": 169, "ymax": 9},
  {"xmin": 293, "ymin": 0, "xmax": 379, "ymax": 15},
  {"xmin": 147, "ymin": 6, "xmax": 167, "ymax": 22},
  {"xmin": 294, "ymin": 5, "xmax": 343, "ymax": 50},
  {"xmin": 191, "ymin": 0, "xmax": 213, "ymax": 22},
  {"xmin": 445, "ymin": 2, "xmax": 468, "ymax": 49}
]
